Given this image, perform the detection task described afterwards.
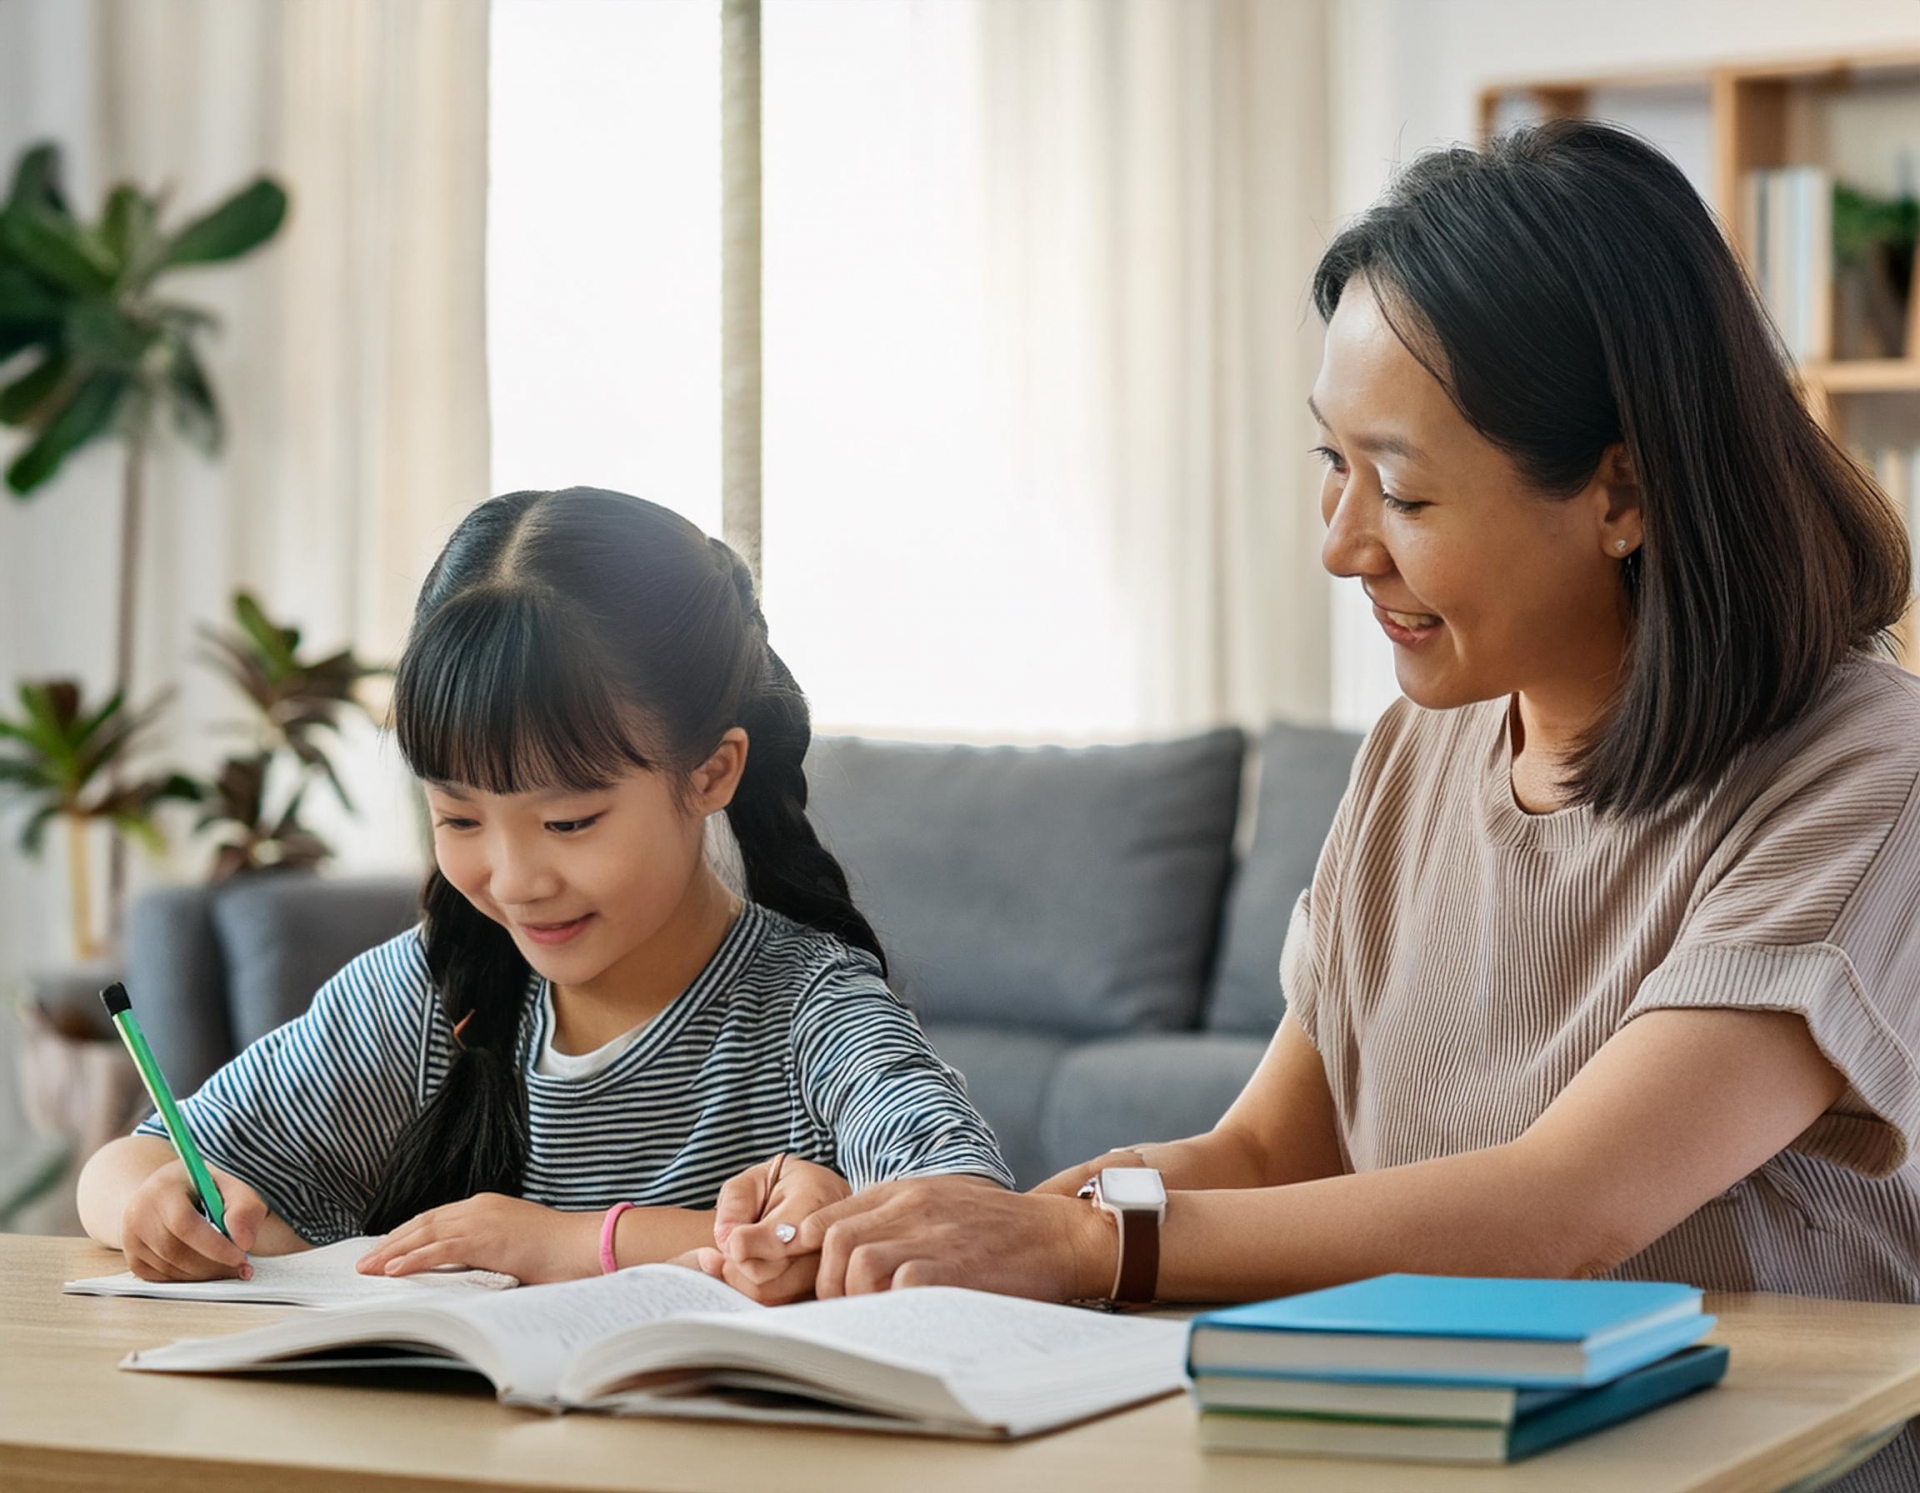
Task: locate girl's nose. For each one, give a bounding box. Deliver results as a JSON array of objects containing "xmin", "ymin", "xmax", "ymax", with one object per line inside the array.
[{"xmin": 487, "ymin": 839, "xmax": 562, "ymax": 908}]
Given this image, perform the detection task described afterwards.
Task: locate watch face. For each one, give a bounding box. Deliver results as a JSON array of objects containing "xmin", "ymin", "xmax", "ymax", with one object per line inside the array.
[{"xmin": 1098, "ymin": 1166, "xmax": 1166, "ymax": 1209}]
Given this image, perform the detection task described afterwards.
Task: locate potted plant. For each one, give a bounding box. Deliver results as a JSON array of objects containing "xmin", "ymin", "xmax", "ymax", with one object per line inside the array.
[{"xmin": 0, "ymin": 140, "xmax": 288, "ymax": 936}]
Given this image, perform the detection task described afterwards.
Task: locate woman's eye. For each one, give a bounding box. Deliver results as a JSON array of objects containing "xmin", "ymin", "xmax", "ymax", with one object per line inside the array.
[
  {"xmin": 546, "ymin": 815, "xmax": 602, "ymax": 835},
  {"xmin": 1310, "ymin": 444, "xmax": 1347, "ymax": 474},
  {"xmin": 1381, "ymin": 493, "xmax": 1427, "ymax": 515}
]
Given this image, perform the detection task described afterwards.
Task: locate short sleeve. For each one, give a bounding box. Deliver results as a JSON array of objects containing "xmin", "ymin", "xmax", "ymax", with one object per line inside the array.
[
  {"xmin": 1623, "ymin": 749, "xmax": 1920, "ymax": 1177},
  {"xmin": 1278, "ymin": 890, "xmax": 1320, "ymax": 1047},
  {"xmin": 791, "ymin": 958, "xmax": 1015, "ymax": 1192},
  {"xmin": 133, "ymin": 929, "xmax": 433, "ymax": 1242}
]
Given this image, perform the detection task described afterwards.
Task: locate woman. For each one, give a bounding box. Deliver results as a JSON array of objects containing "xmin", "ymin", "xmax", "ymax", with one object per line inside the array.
[{"xmin": 707, "ymin": 121, "xmax": 1920, "ymax": 1487}]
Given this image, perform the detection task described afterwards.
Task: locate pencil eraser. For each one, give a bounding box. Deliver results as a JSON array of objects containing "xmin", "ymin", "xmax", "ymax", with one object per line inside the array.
[{"xmin": 100, "ymin": 982, "xmax": 131, "ymax": 1018}]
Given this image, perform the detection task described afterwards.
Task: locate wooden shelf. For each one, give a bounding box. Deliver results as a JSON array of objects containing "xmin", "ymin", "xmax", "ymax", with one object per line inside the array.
[{"xmin": 1803, "ymin": 360, "xmax": 1920, "ymax": 393}]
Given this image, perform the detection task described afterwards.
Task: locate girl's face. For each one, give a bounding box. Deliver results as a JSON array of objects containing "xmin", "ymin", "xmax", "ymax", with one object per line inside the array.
[
  {"xmin": 1312, "ymin": 275, "xmax": 1642, "ymax": 720},
  {"xmin": 424, "ymin": 730, "xmax": 747, "ymax": 989}
]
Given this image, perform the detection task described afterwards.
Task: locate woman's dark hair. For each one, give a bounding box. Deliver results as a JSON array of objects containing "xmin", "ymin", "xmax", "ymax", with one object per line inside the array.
[
  {"xmin": 362, "ymin": 488, "xmax": 883, "ymax": 1232},
  {"xmin": 1311, "ymin": 119, "xmax": 1911, "ymax": 816}
]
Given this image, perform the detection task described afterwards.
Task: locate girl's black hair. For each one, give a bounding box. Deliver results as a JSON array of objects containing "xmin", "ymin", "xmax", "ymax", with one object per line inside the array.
[
  {"xmin": 362, "ymin": 488, "xmax": 882, "ymax": 1233},
  {"xmin": 1311, "ymin": 119, "xmax": 1911, "ymax": 816}
]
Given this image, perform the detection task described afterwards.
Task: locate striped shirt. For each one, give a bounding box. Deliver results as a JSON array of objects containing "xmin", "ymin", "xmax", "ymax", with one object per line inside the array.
[
  {"xmin": 137, "ymin": 901, "xmax": 1013, "ymax": 1245},
  {"xmin": 1285, "ymin": 652, "xmax": 1920, "ymax": 1492}
]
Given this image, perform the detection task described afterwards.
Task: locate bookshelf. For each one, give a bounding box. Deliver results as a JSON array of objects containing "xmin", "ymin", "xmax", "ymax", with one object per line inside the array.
[{"xmin": 1479, "ymin": 50, "xmax": 1920, "ymax": 668}]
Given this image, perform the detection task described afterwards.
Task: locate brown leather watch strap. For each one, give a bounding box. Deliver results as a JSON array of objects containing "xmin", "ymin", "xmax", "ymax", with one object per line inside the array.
[{"xmin": 1114, "ymin": 1205, "xmax": 1160, "ymax": 1304}]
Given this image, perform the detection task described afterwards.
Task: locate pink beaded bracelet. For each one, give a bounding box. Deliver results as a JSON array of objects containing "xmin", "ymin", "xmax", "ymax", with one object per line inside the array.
[{"xmin": 600, "ymin": 1201, "xmax": 636, "ymax": 1274}]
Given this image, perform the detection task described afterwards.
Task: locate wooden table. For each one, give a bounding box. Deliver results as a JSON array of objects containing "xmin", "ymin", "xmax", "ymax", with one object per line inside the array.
[{"xmin": 3, "ymin": 1234, "xmax": 1917, "ymax": 1493}]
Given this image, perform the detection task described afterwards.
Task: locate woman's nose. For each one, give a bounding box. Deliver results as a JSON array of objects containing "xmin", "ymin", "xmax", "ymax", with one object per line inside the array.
[{"xmin": 1321, "ymin": 478, "xmax": 1389, "ymax": 582}]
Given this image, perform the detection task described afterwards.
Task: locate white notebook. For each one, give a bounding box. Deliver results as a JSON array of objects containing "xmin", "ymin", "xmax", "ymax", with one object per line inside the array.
[
  {"xmin": 121, "ymin": 1265, "xmax": 1186, "ymax": 1439},
  {"xmin": 65, "ymin": 1236, "xmax": 518, "ymax": 1307}
]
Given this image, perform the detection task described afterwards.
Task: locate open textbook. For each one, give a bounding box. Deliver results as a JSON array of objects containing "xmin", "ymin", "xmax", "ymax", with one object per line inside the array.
[
  {"xmin": 122, "ymin": 1264, "xmax": 1187, "ymax": 1438},
  {"xmin": 65, "ymin": 1236, "xmax": 518, "ymax": 1307}
]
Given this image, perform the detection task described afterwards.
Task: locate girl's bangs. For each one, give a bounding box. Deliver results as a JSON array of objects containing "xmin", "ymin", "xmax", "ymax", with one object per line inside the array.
[{"xmin": 394, "ymin": 587, "xmax": 652, "ymax": 794}]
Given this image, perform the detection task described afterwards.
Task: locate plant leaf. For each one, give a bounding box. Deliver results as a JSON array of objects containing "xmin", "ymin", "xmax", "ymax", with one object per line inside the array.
[
  {"xmin": 66, "ymin": 300, "xmax": 158, "ymax": 373},
  {"xmin": 0, "ymin": 208, "xmax": 114, "ymax": 295},
  {"xmin": 233, "ymin": 592, "xmax": 298, "ymax": 672},
  {"xmin": 0, "ymin": 351, "xmax": 69, "ymax": 425},
  {"xmin": 155, "ymin": 177, "xmax": 288, "ymax": 270},
  {"xmin": 0, "ymin": 265, "xmax": 66, "ymax": 325},
  {"xmin": 19, "ymin": 804, "xmax": 59, "ymax": 855},
  {"xmin": 6, "ymin": 143, "xmax": 67, "ymax": 216},
  {"xmin": 4, "ymin": 371, "xmax": 127, "ymax": 493},
  {"xmin": 100, "ymin": 185, "xmax": 157, "ymax": 276},
  {"xmin": 164, "ymin": 334, "xmax": 221, "ymax": 455}
]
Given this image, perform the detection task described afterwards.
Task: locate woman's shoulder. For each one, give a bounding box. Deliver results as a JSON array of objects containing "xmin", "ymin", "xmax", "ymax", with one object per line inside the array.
[{"xmin": 1743, "ymin": 652, "xmax": 1920, "ymax": 802}]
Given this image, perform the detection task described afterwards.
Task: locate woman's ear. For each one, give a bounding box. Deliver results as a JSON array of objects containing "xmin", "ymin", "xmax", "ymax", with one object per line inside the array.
[
  {"xmin": 1593, "ymin": 441, "xmax": 1644, "ymax": 559},
  {"xmin": 691, "ymin": 728, "xmax": 750, "ymax": 815}
]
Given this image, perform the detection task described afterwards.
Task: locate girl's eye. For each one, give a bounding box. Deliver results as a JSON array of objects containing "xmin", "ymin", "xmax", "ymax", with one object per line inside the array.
[
  {"xmin": 1310, "ymin": 444, "xmax": 1347, "ymax": 474},
  {"xmin": 1381, "ymin": 493, "xmax": 1428, "ymax": 515},
  {"xmin": 545, "ymin": 815, "xmax": 603, "ymax": 835},
  {"xmin": 434, "ymin": 817, "xmax": 479, "ymax": 831}
]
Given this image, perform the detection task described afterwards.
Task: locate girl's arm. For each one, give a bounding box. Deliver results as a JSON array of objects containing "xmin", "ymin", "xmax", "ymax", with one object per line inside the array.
[
  {"xmin": 77, "ymin": 1134, "xmax": 309, "ymax": 1278},
  {"xmin": 355, "ymin": 1194, "xmax": 718, "ymax": 1283},
  {"xmin": 1031, "ymin": 1013, "xmax": 1348, "ymax": 1195},
  {"xmin": 794, "ymin": 1004, "xmax": 1846, "ymax": 1300}
]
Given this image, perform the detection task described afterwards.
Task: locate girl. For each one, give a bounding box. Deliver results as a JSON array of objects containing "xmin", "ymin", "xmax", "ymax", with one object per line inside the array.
[{"xmin": 78, "ymin": 488, "xmax": 1013, "ymax": 1283}]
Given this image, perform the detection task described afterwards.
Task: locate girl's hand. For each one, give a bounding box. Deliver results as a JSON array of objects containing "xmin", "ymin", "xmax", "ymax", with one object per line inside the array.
[
  {"xmin": 697, "ymin": 1155, "xmax": 850, "ymax": 1303},
  {"xmin": 121, "ymin": 1160, "xmax": 269, "ymax": 1282},
  {"xmin": 356, "ymin": 1194, "xmax": 598, "ymax": 1284}
]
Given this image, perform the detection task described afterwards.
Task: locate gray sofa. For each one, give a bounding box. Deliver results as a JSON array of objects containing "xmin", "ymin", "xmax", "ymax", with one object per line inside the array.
[{"xmin": 126, "ymin": 722, "xmax": 1361, "ymax": 1188}]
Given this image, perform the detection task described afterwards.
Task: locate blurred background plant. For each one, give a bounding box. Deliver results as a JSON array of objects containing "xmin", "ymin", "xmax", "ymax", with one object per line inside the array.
[
  {"xmin": 1833, "ymin": 182, "xmax": 1920, "ymax": 359},
  {"xmin": 191, "ymin": 591, "xmax": 388, "ymax": 882},
  {"xmin": 0, "ymin": 681, "xmax": 197, "ymax": 959},
  {"xmin": 0, "ymin": 140, "xmax": 287, "ymax": 936}
]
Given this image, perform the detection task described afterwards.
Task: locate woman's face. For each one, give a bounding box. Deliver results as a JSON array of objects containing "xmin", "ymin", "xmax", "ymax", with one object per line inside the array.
[
  {"xmin": 1312, "ymin": 275, "xmax": 1639, "ymax": 720},
  {"xmin": 424, "ymin": 731, "xmax": 745, "ymax": 991}
]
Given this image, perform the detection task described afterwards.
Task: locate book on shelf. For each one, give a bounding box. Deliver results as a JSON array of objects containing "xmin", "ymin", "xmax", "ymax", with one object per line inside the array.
[
  {"xmin": 1186, "ymin": 1274, "xmax": 1713, "ymax": 1388},
  {"xmin": 1858, "ymin": 445, "xmax": 1920, "ymax": 594},
  {"xmin": 118, "ymin": 1264, "xmax": 1187, "ymax": 1440},
  {"xmin": 1744, "ymin": 165, "xmax": 1834, "ymax": 365},
  {"xmin": 1195, "ymin": 1343, "xmax": 1729, "ymax": 1464}
]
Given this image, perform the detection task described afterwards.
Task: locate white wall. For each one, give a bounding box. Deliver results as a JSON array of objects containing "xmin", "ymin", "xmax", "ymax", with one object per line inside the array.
[{"xmin": 1325, "ymin": 0, "xmax": 1920, "ymax": 731}]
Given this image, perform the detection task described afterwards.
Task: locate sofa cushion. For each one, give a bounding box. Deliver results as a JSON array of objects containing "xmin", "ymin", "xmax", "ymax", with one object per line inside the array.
[
  {"xmin": 210, "ymin": 874, "xmax": 420, "ymax": 1048},
  {"xmin": 922, "ymin": 1023, "xmax": 1072, "ymax": 1189},
  {"xmin": 1036, "ymin": 1033, "xmax": 1268, "ymax": 1176},
  {"xmin": 1205, "ymin": 721, "xmax": 1362, "ymax": 1035},
  {"xmin": 124, "ymin": 886, "xmax": 234, "ymax": 1097},
  {"xmin": 805, "ymin": 730, "xmax": 1243, "ymax": 1036}
]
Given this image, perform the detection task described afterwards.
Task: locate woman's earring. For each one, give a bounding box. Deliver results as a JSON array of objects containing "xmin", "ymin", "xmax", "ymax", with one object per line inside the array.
[{"xmin": 1614, "ymin": 539, "xmax": 1630, "ymax": 553}]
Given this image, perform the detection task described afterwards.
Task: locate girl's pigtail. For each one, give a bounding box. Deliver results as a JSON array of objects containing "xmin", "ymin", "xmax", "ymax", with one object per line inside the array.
[
  {"xmin": 362, "ymin": 870, "xmax": 531, "ymax": 1233},
  {"xmin": 723, "ymin": 643, "xmax": 888, "ymax": 980}
]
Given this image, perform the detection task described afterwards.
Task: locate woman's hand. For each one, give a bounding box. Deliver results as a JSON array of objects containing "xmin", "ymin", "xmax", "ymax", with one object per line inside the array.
[
  {"xmin": 121, "ymin": 1160, "xmax": 269, "ymax": 1282},
  {"xmin": 356, "ymin": 1194, "xmax": 598, "ymax": 1284},
  {"xmin": 690, "ymin": 1155, "xmax": 851, "ymax": 1304}
]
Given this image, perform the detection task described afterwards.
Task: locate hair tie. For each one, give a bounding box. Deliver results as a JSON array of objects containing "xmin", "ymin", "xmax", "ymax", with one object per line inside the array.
[{"xmin": 451, "ymin": 1010, "xmax": 475, "ymax": 1049}]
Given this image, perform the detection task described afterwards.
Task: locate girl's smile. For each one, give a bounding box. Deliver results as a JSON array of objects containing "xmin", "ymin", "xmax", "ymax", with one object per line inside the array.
[{"xmin": 518, "ymin": 913, "xmax": 595, "ymax": 946}]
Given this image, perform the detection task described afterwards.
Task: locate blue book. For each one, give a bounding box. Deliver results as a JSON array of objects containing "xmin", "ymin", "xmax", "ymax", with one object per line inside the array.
[
  {"xmin": 1188, "ymin": 1275, "xmax": 1712, "ymax": 1389},
  {"xmin": 1197, "ymin": 1344, "xmax": 1730, "ymax": 1463}
]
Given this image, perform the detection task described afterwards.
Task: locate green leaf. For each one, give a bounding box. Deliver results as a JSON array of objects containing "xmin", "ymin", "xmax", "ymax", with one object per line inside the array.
[
  {"xmin": 234, "ymin": 592, "xmax": 298, "ymax": 671},
  {"xmin": 0, "ymin": 351, "xmax": 68, "ymax": 425},
  {"xmin": 6, "ymin": 144, "xmax": 67, "ymax": 216},
  {"xmin": 19, "ymin": 804, "xmax": 59, "ymax": 855},
  {"xmin": 164, "ymin": 335, "xmax": 220, "ymax": 455},
  {"xmin": 0, "ymin": 208, "xmax": 114, "ymax": 295},
  {"xmin": 4, "ymin": 371, "xmax": 127, "ymax": 493},
  {"xmin": 100, "ymin": 185, "xmax": 157, "ymax": 274},
  {"xmin": 65, "ymin": 300, "xmax": 157, "ymax": 373},
  {"xmin": 155, "ymin": 178, "xmax": 287, "ymax": 270},
  {"xmin": 0, "ymin": 265, "xmax": 66, "ymax": 325}
]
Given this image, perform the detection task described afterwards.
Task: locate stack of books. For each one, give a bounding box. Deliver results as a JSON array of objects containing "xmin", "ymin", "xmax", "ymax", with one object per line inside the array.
[
  {"xmin": 1744, "ymin": 164, "xmax": 1833, "ymax": 363},
  {"xmin": 1188, "ymin": 1274, "xmax": 1728, "ymax": 1464}
]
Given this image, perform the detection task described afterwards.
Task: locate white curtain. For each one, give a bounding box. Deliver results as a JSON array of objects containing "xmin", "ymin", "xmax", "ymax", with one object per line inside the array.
[
  {"xmin": 762, "ymin": 0, "xmax": 1333, "ymax": 739},
  {"xmin": 0, "ymin": 0, "xmax": 488, "ymax": 980}
]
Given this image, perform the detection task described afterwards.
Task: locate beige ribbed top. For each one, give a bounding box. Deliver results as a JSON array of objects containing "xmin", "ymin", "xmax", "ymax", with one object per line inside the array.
[{"xmin": 1283, "ymin": 653, "xmax": 1920, "ymax": 1490}]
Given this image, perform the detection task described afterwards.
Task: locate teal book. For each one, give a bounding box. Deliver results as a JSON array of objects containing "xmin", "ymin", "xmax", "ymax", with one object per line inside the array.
[
  {"xmin": 1188, "ymin": 1274, "xmax": 1711, "ymax": 1388},
  {"xmin": 1196, "ymin": 1344, "xmax": 1730, "ymax": 1463}
]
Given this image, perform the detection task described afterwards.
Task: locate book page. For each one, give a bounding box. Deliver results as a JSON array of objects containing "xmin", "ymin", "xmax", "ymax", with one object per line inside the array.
[{"xmin": 67, "ymin": 1236, "xmax": 516, "ymax": 1307}]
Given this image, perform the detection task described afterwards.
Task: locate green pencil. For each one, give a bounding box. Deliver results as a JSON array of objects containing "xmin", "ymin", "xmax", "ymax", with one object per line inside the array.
[{"xmin": 101, "ymin": 981, "xmax": 230, "ymax": 1240}]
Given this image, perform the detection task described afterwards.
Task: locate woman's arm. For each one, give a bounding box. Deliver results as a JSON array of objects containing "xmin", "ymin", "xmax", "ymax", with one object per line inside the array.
[
  {"xmin": 797, "ymin": 1005, "xmax": 1846, "ymax": 1300},
  {"xmin": 1032, "ymin": 1013, "xmax": 1348, "ymax": 1195}
]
